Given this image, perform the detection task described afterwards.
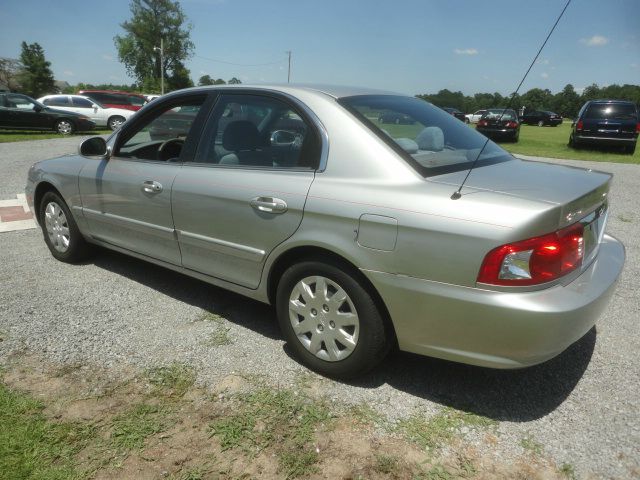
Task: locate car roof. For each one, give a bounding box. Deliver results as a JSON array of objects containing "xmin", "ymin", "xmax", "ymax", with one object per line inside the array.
[
  {"xmin": 587, "ymin": 99, "xmax": 636, "ymax": 105},
  {"xmin": 163, "ymin": 84, "xmax": 400, "ymax": 100}
]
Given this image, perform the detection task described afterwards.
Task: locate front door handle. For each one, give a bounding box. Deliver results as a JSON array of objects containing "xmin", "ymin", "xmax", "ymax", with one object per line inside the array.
[
  {"xmin": 142, "ymin": 180, "xmax": 163, "ymax": 194},
  {"xmin": 250, "ymin": 196, "xmax": 287, "ymax": 214}
]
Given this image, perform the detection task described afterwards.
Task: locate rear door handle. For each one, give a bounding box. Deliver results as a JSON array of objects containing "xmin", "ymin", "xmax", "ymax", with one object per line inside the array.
[
  {"xmin": 142, "ymin": 180, "xmax": 163, "ymax": 194},
  {"xmin": 250, "ymin": 196, "xmax": 287, "ymax": 214}
]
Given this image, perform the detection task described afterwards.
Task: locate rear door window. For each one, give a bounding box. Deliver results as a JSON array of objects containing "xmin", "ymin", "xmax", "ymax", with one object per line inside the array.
[{"xmin": 584, "ymin": 103, "xmax": 637, "ymax": 120}]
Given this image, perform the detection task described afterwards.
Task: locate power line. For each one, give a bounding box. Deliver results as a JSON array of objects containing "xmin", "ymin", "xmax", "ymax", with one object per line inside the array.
[{"xmin": 194, "ymin": 53, "xmax": 286, "ymax": 67}]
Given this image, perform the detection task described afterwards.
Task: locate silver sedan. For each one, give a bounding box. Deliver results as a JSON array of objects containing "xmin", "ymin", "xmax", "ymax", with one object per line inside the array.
[{"xmin": 25, "ymin": 85, "xmax": 625, "ymax": 378}]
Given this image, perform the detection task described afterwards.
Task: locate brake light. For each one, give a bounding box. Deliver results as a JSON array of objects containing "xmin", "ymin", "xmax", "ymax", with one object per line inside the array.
[
  {"xmin": 477, "ymin": 223, "xmax": 584, "ymax": 286},
  {"xmin": 636, "ymin": 122, "xmax": 640, "ymax": 133},
  {"xmin": 506, "ymin": 121, "xmax": 518, "ymax": 128},
  {"xmin": 576, "ymin": 120, "xmax": 583, "ymax": 131},
  {"xmin": 478, "ymin": 120, "xmax": 487, "ymax": 127}
]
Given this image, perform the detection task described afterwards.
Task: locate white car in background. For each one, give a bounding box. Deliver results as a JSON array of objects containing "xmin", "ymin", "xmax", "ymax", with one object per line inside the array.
[
  {"xmin": 465, "ymin": 109, "xmax": 487, "ymax": 124},
  {"xmin": 37, "ymin": 95, "xmax": 135, "ymax": 130}
]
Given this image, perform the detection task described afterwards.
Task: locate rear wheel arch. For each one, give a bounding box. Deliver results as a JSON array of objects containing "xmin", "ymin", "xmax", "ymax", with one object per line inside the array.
[{"xmin": 266, "ymin": 245, "xmax": 398, "ymax": 347}]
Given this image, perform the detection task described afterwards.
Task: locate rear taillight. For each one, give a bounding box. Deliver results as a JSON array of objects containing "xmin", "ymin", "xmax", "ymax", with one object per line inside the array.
[
  {"xmin": 478, "ymin": 120, "xmax": 487, "ymax": 127},
  {"xmin": 477, "ymin": 223, "xmax": 584, "ymax": 286},
  {"xmin": 636, "ymin": 122, "xmax": 640, "ymax": 133},
  {"xmin": 576, "ymin": 120, "xmax": 583, "ymax": 131},
  {"xmin": 506, "ymin": 121, "xmax": 518, "ymax": 128}
]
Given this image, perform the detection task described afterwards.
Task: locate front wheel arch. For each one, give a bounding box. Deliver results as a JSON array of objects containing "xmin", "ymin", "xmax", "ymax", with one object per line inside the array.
[{"xmin": 267, "ymin": 246, "xmax": 397, "ymax": 348}]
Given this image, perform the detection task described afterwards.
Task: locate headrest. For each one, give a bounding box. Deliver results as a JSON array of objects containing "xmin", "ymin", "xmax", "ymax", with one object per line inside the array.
[
  {"xmin": 416, "ymin": 126, "xmax": 444, "ymax": 151},
  {"xmin": 222, "ymin": 120, "xmax": 260, "ymax": 151}
]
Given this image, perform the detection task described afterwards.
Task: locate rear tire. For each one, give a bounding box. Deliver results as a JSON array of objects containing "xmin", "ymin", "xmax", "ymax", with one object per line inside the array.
[
  {"xmin": 537, "ymin": 120, "xmax": 544, "ymax": 127},
  {"xmin": 39, "ymin": 191, "xmax": 92, "ymax": 263},
  {"xmin": 626, "ymin": 144, "xmax": 636, "ymax": 155},
  {"xmin": 276, "ymin": 259, "xmax": 389, "ymax": 379}
]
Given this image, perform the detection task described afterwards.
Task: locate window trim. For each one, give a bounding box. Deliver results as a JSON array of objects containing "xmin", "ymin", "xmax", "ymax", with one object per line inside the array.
[{"xmin": 190, "ymin": 89, "xmax": 328, "ymax": 172}]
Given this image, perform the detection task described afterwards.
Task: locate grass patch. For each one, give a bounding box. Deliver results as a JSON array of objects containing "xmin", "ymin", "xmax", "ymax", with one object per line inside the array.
[
  {"xmin": 520, "ymin": 434, "xmax": 544, "ymax": 455},
  {"xmin": 110, "ymin": 403, "xmax": 172, "ymax": 451},
  {"xmin": 397, "ymin": 408, "xmax": 495, "ymax": 452},
  {"xmin": 559, "ymin": 462, "xmax": 577, "ymax": 479},
  {"xmin": 503, "ymin": 122, "xmax": 639, "ymax": 164},
  {"xmin": 209, "ymin": 386, "xmax": 332, "ymax": 478},
  {"xmin": 348, "ymin": 402, "xmax": 386, "ymax": 426},
  {"xmin": 0, "ymin": 382, "xmax": 95, "ymax": 480},
  {"xmin": 617, "ymin": 214, "xmax": 633, "ymax": 223},
  {"xmin": 146, "ymin": 362, "xmax": 196, "ymax": 397},
  {"xmin": 0, "ymin": 129, "xmax": 111, "ymax": 143},
  {"xmin": 374, "ymin": 453, "xmax": 399, "ymax": 474}
]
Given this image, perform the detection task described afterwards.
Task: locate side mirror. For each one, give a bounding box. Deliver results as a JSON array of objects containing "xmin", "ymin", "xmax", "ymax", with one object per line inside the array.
[
  {"xmin": 33, "ymin": 104, "xmax": 43, "ymax": 112},
  {"xmin": 79, "ymin": 137, "xmax": 109, "ymax": 157}
]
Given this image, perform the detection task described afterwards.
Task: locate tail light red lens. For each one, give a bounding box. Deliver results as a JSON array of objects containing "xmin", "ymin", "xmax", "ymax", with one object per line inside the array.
[
  {"xmin": 506, "ymin": 121, "xmax": 518, "ymax": 128},
  {"xmin": 576, "ymin": 120, "xmax": 584, "ymax": 131},
  {"xmin": 477, "ymin": 223, "xmax": 585, "ymax": 286},
  {"xmin": 636, "ymin": 123, "xmax": 640, "ymax": 133},
  {"xmin": 478, "ymin": 120, "xmax": 487, "ymax": 127}
]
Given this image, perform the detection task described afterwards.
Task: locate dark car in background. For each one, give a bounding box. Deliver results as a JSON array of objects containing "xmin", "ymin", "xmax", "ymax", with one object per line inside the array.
[
  {"xmin": 442, "ymin": 107, "xmax": 467, "ymax": 122},
  {"xmin": 0, "ymin": 92, "xmax": 95, "ymax": 134},
  {"xmin": 78, "ymin": 90, "xmax": 147, "ymax": 112},
  {"xmin": 520, "ymin": 110, "xmax": 562, "ymax": 127},
  {"xmin": 569, "ymin": 100, "xmax": 639, "ymax": 154},
  {"xmin": 378, "ymin": 111, "xmax": 415, "ymax": 124},
  {"xmin": 476, "ymin": 108, "xmax": 520, "ymax": 142}
]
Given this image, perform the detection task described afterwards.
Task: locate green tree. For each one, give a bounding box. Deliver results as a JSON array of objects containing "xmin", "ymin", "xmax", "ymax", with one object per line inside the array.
[
  {"xmin": 17, "ymin": 42, "xmax": 55, "ymax": 97},
  {"xmin": 198, "ymin": 74, "xmax": 214, "ymax": 86},
  {"xmin": 114, "ymin": 0, "xmax": 194, "ymax": 92},
  {"xmin": 552, "ymin": 84, "xmax": 581, "ymax": 118},
  {"xmin": 228, "ymin": 77, "xmax": 242, "ymax": 84},
  {"xmin": 0, "ymin": 57, "xmax": 23, "ymax": 91}
]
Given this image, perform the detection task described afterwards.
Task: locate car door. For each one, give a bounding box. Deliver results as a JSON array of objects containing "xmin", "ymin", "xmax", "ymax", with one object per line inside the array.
[
  {"xmin": 171, "ymin": 92, "xmax": 323, "ymax": 289},
  {"xmin": 4, "ymin": 94, "xmax": 50, "ymax": 129},
  {"xmin": 78, "ymin": 93, "xmax": 210, "ymax": 265},
  {"xmin": 70, "ymin": 96, "xmax": 104, "ymax": 124}
]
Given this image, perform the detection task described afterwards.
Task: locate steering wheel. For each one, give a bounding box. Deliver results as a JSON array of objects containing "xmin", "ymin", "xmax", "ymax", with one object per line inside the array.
[{"xmin": 157, "ymin": 138, "xmax": 185, "ymax": 161}]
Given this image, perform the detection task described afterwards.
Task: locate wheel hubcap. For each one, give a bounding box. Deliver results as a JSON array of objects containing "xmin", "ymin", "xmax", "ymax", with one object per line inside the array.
[
  {"xmin": 58, "ymin": 121, "xmax": 72, "ymax": 134},
  {"xmin": 44, "ymin": 202, "xmax": 70, "ymax": 253},
  {"xmin": 288, "ymin": 276, "xmax": 360, "ymax": 362},
  {"xmin": 110, "ymin": 118, "xmax": 124, "ymax": 129}
]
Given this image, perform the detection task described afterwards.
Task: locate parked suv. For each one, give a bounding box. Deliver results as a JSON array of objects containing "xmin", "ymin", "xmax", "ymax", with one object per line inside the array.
[
  {"xmin": 569, "ymin": 100, "xmax": 639, "ymax": 154},
  {"xmin": 78, "ymin": 90, "xmax": 147, "ymax": 112}
]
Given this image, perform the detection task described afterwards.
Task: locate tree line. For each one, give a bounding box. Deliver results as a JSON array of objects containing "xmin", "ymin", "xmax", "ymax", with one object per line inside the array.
[{"xmin": 418, "ymin": 83, "xmax": 640, "ymax": 119}]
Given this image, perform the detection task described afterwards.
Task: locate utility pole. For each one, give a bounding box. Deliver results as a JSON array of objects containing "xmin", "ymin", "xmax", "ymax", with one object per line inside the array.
[
  {"xmin": 286, "ymin": 50, "xmax": 291, "ymax": 83},
  {"xmin": 154, "ymin": 38, "xmax": 164, "ymax": 95}
]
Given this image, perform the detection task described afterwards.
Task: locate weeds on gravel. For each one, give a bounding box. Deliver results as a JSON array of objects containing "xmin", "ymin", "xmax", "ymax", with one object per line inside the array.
[
  {"xmin": 397, "ymin": 407, "xmax": 495, "ymax": 452},
  {"xmin": 146, "ymin": 362, "xmax": 196, "ymax": 397},
  {"xmin": 559, "ymin": 462, "xmax": 577, "ymax": 479},
  {"xmin": 110, "ymin": 403, "xmax": 172, "ymax": 450},
  {"xmin": 521, "ymin": 434, "xmax": 544, "ymax": 455},
  {"xmin": 348, "ymin": 402, "xmax": 386, "ymax": 426},
  {"xmin": 208, "ymin": 385, "xmax": 332, "ymax": 478},
  {"xmin": 374, "ymin": 453, "xmax": 399, "ymax": 474},
  {"xmin": 200, "ymin": 312, "xmax": 233, "ymax": 347},
  {"xmin": 0, "ymin": 382, "xmax": 95, "ymax": 480}
]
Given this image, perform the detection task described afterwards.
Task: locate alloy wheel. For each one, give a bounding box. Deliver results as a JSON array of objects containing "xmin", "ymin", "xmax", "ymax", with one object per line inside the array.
[{"xmin": 56, "ymin": 120, "xmax": 73, "ymax": 134}]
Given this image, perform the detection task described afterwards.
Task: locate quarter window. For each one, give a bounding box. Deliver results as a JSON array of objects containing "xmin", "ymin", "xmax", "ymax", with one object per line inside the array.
[
  {"xmin": 72, "ymin": 97, "xmax": 94, "ymax": 108},
  {"xmin": 197, "ymin": 94, "xmax": 319, "ymax": 169}
]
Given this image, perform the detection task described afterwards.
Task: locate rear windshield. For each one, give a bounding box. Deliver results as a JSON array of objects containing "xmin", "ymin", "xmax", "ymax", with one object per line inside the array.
[
  {"xmin": 584, "ymin": 103, "xmax": 638, "ymax": 120},
  {"xmin": 339, "ymin": 95, "xmax": 512, "ymax": 177}
]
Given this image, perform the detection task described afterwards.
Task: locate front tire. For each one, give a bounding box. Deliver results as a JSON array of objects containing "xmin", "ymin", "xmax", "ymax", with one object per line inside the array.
[
  {"xmin": 39, "ymin": 191, "xmax": 91, "ymax": 263},
  {"xmin": 55, "ymin": 119, "xmax": 75, "ymax": 135},
  {"xmin": 537, "ymin": 120, "xmax": 545, "ymax": 127},
  {"xmin": 276, "ymin": 260, "xmax": 389, "ymax": 379},
  {"xmin": 108, "ymin": 116, "xmax": 126, "ymax": 131}
]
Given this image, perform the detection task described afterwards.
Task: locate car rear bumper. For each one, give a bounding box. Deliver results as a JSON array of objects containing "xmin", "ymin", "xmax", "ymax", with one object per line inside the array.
[
  {"xmin": 574, "ymin": 134, "xmax": 637, "ymax": 146},
  {"xmin": 476, "ymin": 127, "xmax": 518, "ymax": 138},
  {"xmin": 363, "ymin": 234, "xmax": 625, "ymax": 369}
]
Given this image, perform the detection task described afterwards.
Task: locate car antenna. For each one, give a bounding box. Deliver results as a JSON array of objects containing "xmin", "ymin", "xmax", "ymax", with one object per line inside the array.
[{"xmin": 451, "ymin": 0, "xmax": 572, "ymax": 200}]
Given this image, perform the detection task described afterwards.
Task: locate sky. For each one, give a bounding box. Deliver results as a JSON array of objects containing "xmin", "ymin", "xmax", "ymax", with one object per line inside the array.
[{"xmin": 0, "ymin": 0, "xmax": 638, "ymax": 96}]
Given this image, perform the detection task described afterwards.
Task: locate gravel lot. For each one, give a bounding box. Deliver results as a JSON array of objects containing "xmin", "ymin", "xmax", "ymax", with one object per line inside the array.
[{"xmin": 1, "ymin": 138, "xmax": 638, "ymax": 478}]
